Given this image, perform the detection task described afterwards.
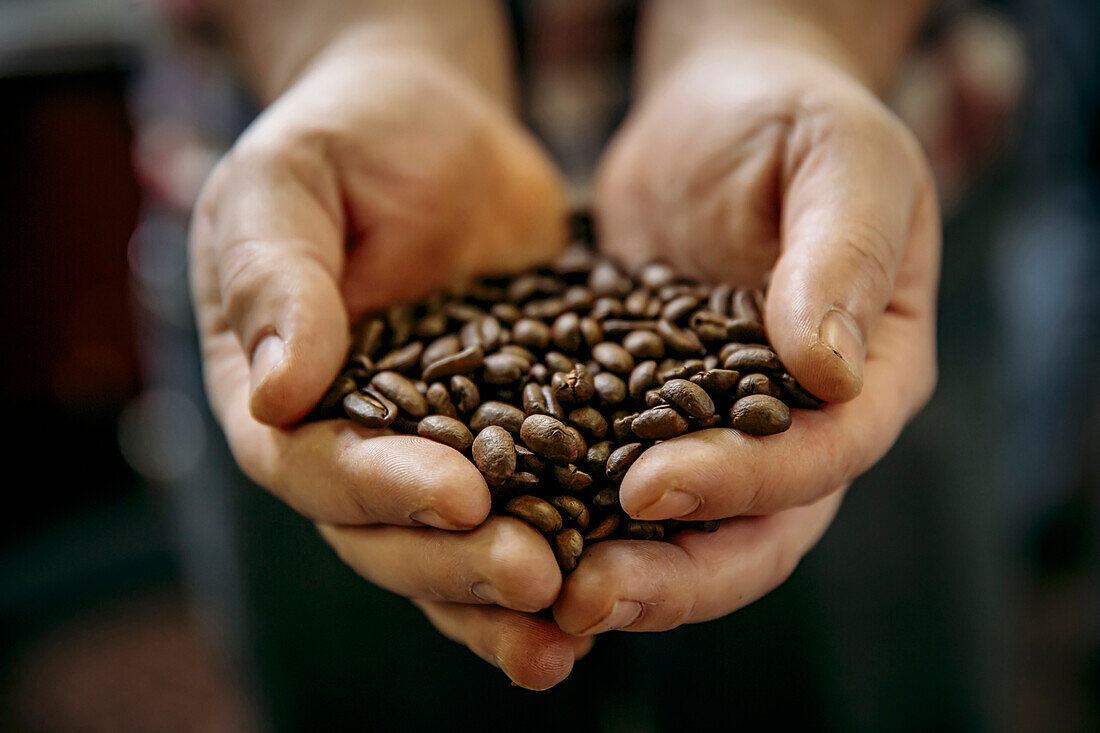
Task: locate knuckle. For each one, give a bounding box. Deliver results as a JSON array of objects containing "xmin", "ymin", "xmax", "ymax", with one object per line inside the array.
[{"xmin": 218, "ymin": 239, "xmax": 278, "ymax": 333}]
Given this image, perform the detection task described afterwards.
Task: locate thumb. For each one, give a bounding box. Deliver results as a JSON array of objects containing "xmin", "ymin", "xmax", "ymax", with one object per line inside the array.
[
  {"xmin": 766, "ymin": 117, "xmax": 925, "ymax": 402},
  {"xmin": 191, "ymin": 146, "xmax": 349, "ymax": 427}
]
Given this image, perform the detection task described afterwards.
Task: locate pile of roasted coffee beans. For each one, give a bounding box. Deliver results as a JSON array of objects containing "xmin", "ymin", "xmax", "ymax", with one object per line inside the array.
[{"xmin": 310, "ymin": 241, "xmax": 822, "ymax": 573}]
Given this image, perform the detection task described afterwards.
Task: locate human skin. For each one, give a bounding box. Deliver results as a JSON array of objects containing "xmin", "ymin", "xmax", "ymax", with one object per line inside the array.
[{"xmin": 191, "ymin": 0, "xmax": 939, "ymax": 690}]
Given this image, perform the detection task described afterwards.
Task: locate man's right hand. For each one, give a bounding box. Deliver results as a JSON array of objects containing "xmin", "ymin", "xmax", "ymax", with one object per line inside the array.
[{"xmin": 189, "ymin": 20, "xmax": 591, "ymax": 689}]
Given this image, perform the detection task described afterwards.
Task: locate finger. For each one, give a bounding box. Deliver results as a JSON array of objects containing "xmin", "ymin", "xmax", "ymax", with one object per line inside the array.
[
  {"xmin": 555, "ymin": 492, "xmax": 842, "ymax": 635},
  {"xmin": 318, "ymin": 516, "xmax": 561, "ymax": 613},
  {"xmin": 619, "ymin": 303, "xmax": 934, "ymax": 519},
  {"xmin": 416, "ymin": 600, "xmax": 586, "ymax": 690},
  {"xmin": 767, "ymin": 107, "xmax": 931, "ymax": 401},
  {"xmin": 191, "ymin": 138, "xmax": 349, "ymax": 427}
]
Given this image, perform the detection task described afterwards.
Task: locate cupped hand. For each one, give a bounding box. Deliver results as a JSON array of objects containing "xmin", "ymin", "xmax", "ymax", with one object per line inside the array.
[
  {"xmin": 190, "ymin": 36, "xmax": 589, "ymax": 689},
  {"xmin": 555, "ymin": 43, "xmax": 940, "ymax": 635}
]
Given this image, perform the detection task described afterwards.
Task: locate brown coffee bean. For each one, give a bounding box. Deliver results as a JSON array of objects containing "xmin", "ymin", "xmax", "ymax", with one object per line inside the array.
[
  {"xmin": 588, "ymin": 262, "xmax": 632, "ymax": 297},
  {"xmin": 622, "ymin": 330, "xmax": 665, "ymax": 359},
  {"xmin": 645, "ymin": 389, "xmax": 666, "ymax": 407},
  {"xmin": 707, "ymin": 284, "xmax": 734, "ymax": 316},
  {"xmin": 443, "ymin": 301, "xmax": 485, "ymax": 323},
  {"xmin": 551, "ymin": 464, "xmax": 593, "ymax": 493},
  {"xmin": 417, "ymin": 415, "xmax": 474, "ymax": 451},
  {"xmin": 318, "ymin": 374, "xmax": 358, "ymax": 413},
  {"xmin": 726, "ymin": 318, "xmax": 766, "ymax": 343},
  {"xmin": 553, "ymin": 243, "xmax": 597, "ymax": 275},
  {"xmin": 583, "ymin": 514, "xmax": 620, "ymax": 542},
  {"xmin": 606, "ymin": 442, "xmax": 643, "ymax": 481},
  {"xmin": 778, "ymin": 373, "xmax": 824, "ymax": 409},
  {"xmin": 499, "ymin": 344, "xmax": 536, "ymax": 365},
  {"xmin": 623, "ymin": 520, "xmax": 666, "ymax": 540},
  {"xmin": 658, "ymin": 319, "xmax": 705, "ymax": 355},
  {"xmin": 553, "ymin": 529, "xmax": 584, "ymax": 572},
  {"xmin": 351, "ymin": 317, "xmax": 386, "ymax": 357},
  {"xmin": 511, "ymin": 318, "xmax": 551, "ymax": 349},
  {"xmin": 628, "ymin": 361, "xmax": 659, "ymax": 400},
  {"xmin": 732, "ymin": 288, "xmax": 763, "ymax": 322},
  {"xmin": 371, "ymin": 371, "xmax": 429, "ymax": 417},
  {"xmin": 564, "ymin": 426, "xmax": 587, "ymax": 462},
  {"xmin": 460, "ymin": 316, "xmax": 503, "ymax": 351},
  {"xmin": 489, "ymin": 302, "xmax": 523, "ymax": 325},
  {"xmin": 514, "ymin": 445, "xmax": 545, "ymax": 473},
  {"xmin": 591, "ymin": 487, "xmax": 620, "ymax": 510},
  {"xmin": 593, "ymin": 371, "xmax": 627, "ymax": 405},
  {"xmin": 471, "ymin": 426, "xmax": 516, "ymax": 484},
  {"xmin": 520, "ymin": 414, "xmax": 582, "ymax": 462},
  {"xmin": 590, "ymin": 297, "xmax": 624, "ymax": 319},
  {"xmin": 632, "ymin": 405, "xmax": 690, "ymax": 439},
  {"xmin": 544, "ymin": 351, "xmax": 576, "ymax": 373},
  {"xmin": 730, "ymin": 394, "xmax": 791, "ymax": 435},
  {"xmin": 690, "ymin": 369, "xmax": 740, "ymax": 395},
  {"xmin": 568, "ymin": 407, "xmax": 608, "ymax": 438},
  {"xmin": 688, "ymin": 310, "xmax": 731, "ymax": 341},
  {"xmin": 736, "ymin": 373, "xmax": 780, "ymax": 399},
  {"xmin": 528, "ymin": 363, "xmax": 549, "ymax": 384},
  {"xmin": 586, "ymin": 440, "xmax": 613, "ymax": 474},
  {"xmin": 551, "ymin": 312, "xmax": 582, "ymax": 351},
  {"xmin": 722, "ymin": 346, "xmax": 780, "ymax": 372},
  {"xmin": 470, "ymin": 401, "xmax": 526, "ymax": 435},
  {"xmin": 426, "ymin": 382, "xmax": 457, "ymax": 417},
  {"xmin": 523, "ymin": 297, "xmax": 568, "ymax": 320},
  {"xmin": 661, "ymin": 294, "xmax": 700, "ymax": 323},
  {"xmin": 602, "ymin": 319, "xmax": 656, "ymax": 336},
  {"xmin": 612, "ymin": 411, "xmax": 639, "ymax": 441},
  {"xmin": 421, "ymin": 334, "xmax": 461, "ymax": 370},
  {"xmin": 482, "ymin": 352, "xmax": 528, "ymax": 384},
  {"xmin": 592, "ymin": 342, "xmax": 635, "ymax": 374},
  {"xmin": 507, "ymin": 274, "xmax": 563, "ymax": 303},
  {"xmin": 639, "ymin": 262, "xmax": 676, "ymax": 289},
  {"xmin": 579, "ymin": 317, "xmax": 603, "ymax": 347},
  {"xmin": 449, "ymin": 375, "xmax": 480, "ymax": 414},
  {"xmin": 551, "ymin": 363, "xmax": 595, "ymax": 404},
  {"xmin": 563, "ymin": 285, "xmax": 595, "ymax": 311},
  {"xmin": 506, "ymin": 495, "xmax": 563, "ymax": 533},
  {"xmin": 659, "ymin": 378, "xmax": 716, "ymax": 420},
  {"xmin": 414, "ymin": 311, "xmax": 448, "ymax": 338},
  {"xmin": 387, "ymin": 304, "xmax": 415, "ymax": 346},
  {"xmin": 422, "ymin": 345, "xmax": 484, "ymax": 381},
  {"xmin": 375, "ymin": 341, "xmax": 424, "ymax": 372},
  {"xmin": 549, "ymin": 496, "xmax": 590, "ymax": 530},
  {"xmin": 624, "ymin": 289, "xmax": 654, "ymax": 317},
  {"xmin": 504, "ymin": 472, "xmax": 540, "ymax": 493},
  {"xmin": 342, "ymin": 389, "xmax": 397, "ymax": 428}
]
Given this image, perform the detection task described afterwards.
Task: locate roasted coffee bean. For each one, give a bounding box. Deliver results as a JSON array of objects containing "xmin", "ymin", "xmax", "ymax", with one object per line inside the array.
[
  {"xmin": 579, "ymin": 317, "xmax": 603, "ymax": 347},
  {"xmin": 515, "ymin": 445, "xmax": 545, "ymax": 473},
  {"xmin": 644, "ymin": 389, "xmax": 666, "ymax": 408},
  {"xmin": 421, "ymin": 334, "xmax": 462, "ymax": 370},
  {"xmin": 376, "ymin": 341, "xmax": 424, "ymax": 372},
  {"xmin": 723, "ymin": 345, "xmax": 780, "ymax": 372},
  {"xmin": 602, "ymin": 318, "xmax": 655, "ymax": 336},
  {"xmin": 708, "ymin": 283, "xmax": 734, "ymax": 316},
  {"xmin": 736, "ymin": 373, "xmax": 781, "ymax": 399},
  {"xmin": 508, "ymin": 274, "xmax": 564, "ymax": 303},
  {"xmin": 426, "ymin": 382, "xmax": 457, "ymax": 417},
  {"xmin": 730, "ymin": 394, "xmax": 792, "ymax": 435},
  {"xmin": 688, "ymin": 310, "xmax": 730, "ymax": 341},
  {"xmin": 568, "ymin": 407, "xmax": 608, "ymax": 438},
  {"xmin": 553, "ymin": 243, "xmax": 597, "ymax": 275},
  {"xmin": 418, "ymin": 415, "xmax": 474, "ymax": 451},
  {"xmin": 628, "ymin": 360, "xmax": 659, "ymax": 400},
  {"xmin": 471, "ymin": 426, "xmax": 516, "ymax": 484},
  {"xmin": 528, "ymin": 363, "xmax": 549, "ymax": 384},
  {"xmin": 460, "ymin": 316, "xmax": 503, "ymax": 351},
  {"xmin": 593, "ymin": 371, "xmax": 627, "ymax": 405},
  {"xmin": 387, "ymin": 305, "xmax": 415, "ymax": 346},
  {"xmin": 563, "ymin": 286, "xmax": 595, "ymax": 311},
  {"xmin": 639, "ymin": 262, "xmax": 676, "ymax": 289},
  {"xmin": 624, "ymin": 289, "xmax": 654, "ymax": 317},
  {"xmin": 658, "ymin": 319, "xmax": 705, "ymax": 355},
  {"xmin": 499, "ymin": 344, "xmax": 536, "ymax": 365},
  {"xmin": 343, "ymin": 389, "xmax": 397, "ymax": 428},
  {"xmin": 590, "ymin": 342, "xmax": 634, "ymax": 374},
  {"xmin": 726, "ymin": 318, "xmax": 766, "ymax": 343},
  {"xmin": 611, "ymin": 411, "xmax": 639, "ymax": 441},
  {"xmin": 414, "ymin": 311, "xmax": 448, "ymax": 338},
  {"xmin": 351, "ymin": 317, "xmax": 386, "ymax": 357},
  {"xmin": 371, "ymin": 371, "xmax": 429, "ymax": 417},
  {"xmin": 551, "ymin": 312, "xmax": 582, "ymax": 351},
  {"xmin": 606, "ymin": 442, "xmax": 643, "ymax": 481},
  {"xmin": 588, "ymin": 262, "xmax": 632, "ymax": 297},
  {"xmin": 553, "ymin": 529, "xmax": 584, "ymax": 572},
  {"xmin": 632, "ymin": 405, "xmax": 690, "ymax": 439},
  {"xmin": 732, "ymin": 289, "xmax": 763, "ymax": 322},
  {"xmin": 622, "ymin": 329, "xmax": 665, "ymax": 359},
  {"xmin": 661, "ymin": 294, "xmax": 700, "ymax": 323},
  {"xmin": 470, "ymin": 400, "xmax": 526, "ymax": 435},
  {"xmin": 550, "ymin": 496, "xmax": 590, "ymax": 530},
  {"xmin": 778, "ymin": 372, "xmax": 824, "ymax": 409},
  {"xmin": 690, "ymin": 368, "xmax": 740, "ymax": 395},
  {"xmin": 520, "ymin": 415, "xmax": 582, "ymax": 462},
  {"xmin": 443, "ymin": 301, "xmax": 485, "ymax": 323},
  {"xmin": 489, "ymin": 302, "xmax": 523, "ymax": 325},
  {"xmin": 511, "ymin": 318, "xmax": 551, "ymax": 349},
  {"xmin": 551, "ymin": 464, "xmax": 593, "ymax": 493},
  {"xmin": 591, "ymin": 487, "xmax": 620, "ymax": 510},
  {"xmin": 523, "ymin": 297, "xmax": 568, "ymax": 320},
  {"xmin": 586, "ymin": 440, "xmax": 613, "ymax": 474},
  {"xmin": 482, "ymin": 352, "xmax": 528, "ymax": 384},
  {"xmin": 583, "ymin": 513, "xmax": 619, "ymax": 542},
  {"xmin": 624, "ymin": 520, "xmax": 666, "ymax": 540},
  {"xmin": 544, "ymin": 351, "xmax": 575, "ymax": 373},
  {"xmin": 551, "ymin": 363, "xmax": 595, "ymax": 404},
  {"xmin": 449, "ymin": 374, "xmax": 480, "ymax": 414},
  {"xmin": 659, "ymin": 379, "xmax": 716, "ymax": 420},
  {"xmin": 504, "ymin": 472, "xmax": 540, "ymax": 493},
  {"xmin": 318, "ymin": 374, "xmax": 358, "ymax": 413},
  {"xmin": 422, "ymin": 345, "xmax": 484, "ymax": 381},
  {"xmin": 506, "ymin": 495, "xmax": 563, "ymax": 533},
  {"xmin": 590, "ymin": 297, "xmax": 624, "ymax": 319}
]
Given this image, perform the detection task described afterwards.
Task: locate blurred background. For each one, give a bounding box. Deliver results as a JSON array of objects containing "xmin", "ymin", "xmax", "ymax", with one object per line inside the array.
[{"xmin": 0, "ymin": 0, "xmax": 1095, "ymax": 730}]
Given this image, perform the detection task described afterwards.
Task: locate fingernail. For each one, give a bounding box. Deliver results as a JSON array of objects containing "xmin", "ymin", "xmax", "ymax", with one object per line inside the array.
[
  {"xmin": 819, "ymin": 309, "xmax": 864, "ymax": 382},
  {"xmin": 410, "ymin": 508, "xmax": 466, "ymax": 531},
  {"xmin": 604, "ymin": 601, "xmax": 643, "ymax": 631},
  {"xmin": 632, "ymin": 490, "xmax": 700, "ymax": 520},
  {"xmin": 470, "ymin": 582, "xmax": 504, "ymax": 605},
  {"xmin": 249, "ymin": 333, "xmax": 285, "ymax": 395}
]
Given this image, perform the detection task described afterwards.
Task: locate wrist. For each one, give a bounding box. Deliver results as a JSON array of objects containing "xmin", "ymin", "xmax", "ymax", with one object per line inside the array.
[
  {"xmin": 211, "ymin": 1, "xmax": 516, "ymax": 107},
  {"xmin": 638, "ymin": 1, "xmax": 928, "ymax": 96}
]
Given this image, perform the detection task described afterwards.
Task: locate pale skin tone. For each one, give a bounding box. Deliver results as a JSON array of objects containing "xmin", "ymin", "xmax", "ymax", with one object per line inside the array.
[{"xmin": 191, "ymin": 0, "xmax": 939, "ymax": 689}]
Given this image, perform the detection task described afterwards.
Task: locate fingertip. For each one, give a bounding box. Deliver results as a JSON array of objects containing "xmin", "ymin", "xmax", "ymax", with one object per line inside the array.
[{"xmin": 495, "ymin": 617, "xmax": 576, "ymax": 691}]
